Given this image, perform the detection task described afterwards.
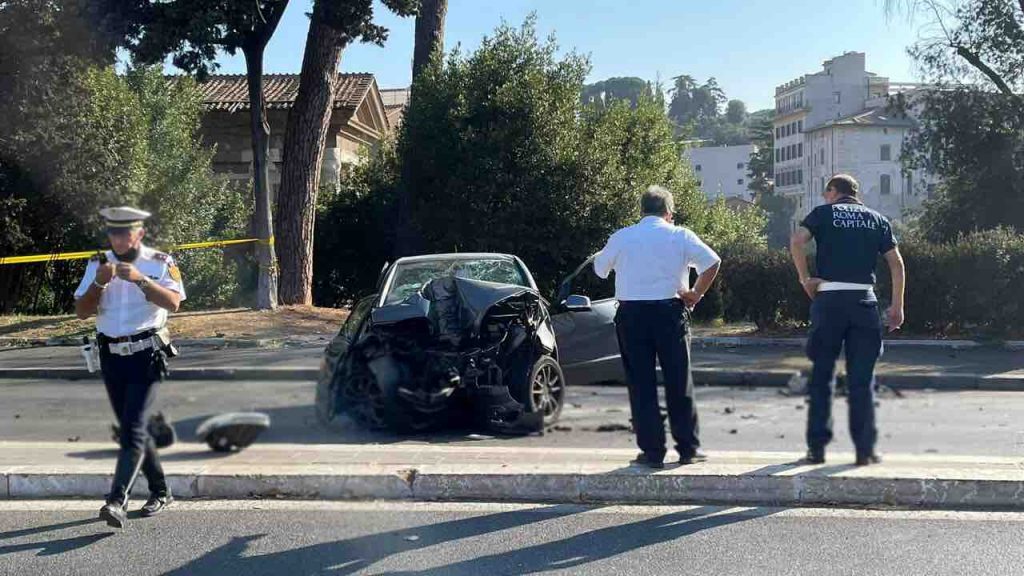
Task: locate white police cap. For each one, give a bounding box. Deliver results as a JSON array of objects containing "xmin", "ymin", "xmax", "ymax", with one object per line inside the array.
[{"xmin": 99, "ymin": 206, "xmax": 151, "ymax": 229}]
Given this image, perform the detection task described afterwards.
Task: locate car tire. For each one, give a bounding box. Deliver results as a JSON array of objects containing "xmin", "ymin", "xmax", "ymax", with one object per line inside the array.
[{"xmin": 512, "ymin": 355, "xmax": 566, "ymax": 426}]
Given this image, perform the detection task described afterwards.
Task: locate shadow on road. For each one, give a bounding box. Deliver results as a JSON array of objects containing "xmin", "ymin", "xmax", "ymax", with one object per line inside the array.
[
  {"xmin": 0, "ymin": 532, "xmax": 112, "ymax": 557},
  {"xmin": 159, "ymin": 505, "xmax": 774, "ymax": 576}
]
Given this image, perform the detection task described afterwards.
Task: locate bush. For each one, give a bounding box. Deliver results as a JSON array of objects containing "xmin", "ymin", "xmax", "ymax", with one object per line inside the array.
[
  {"xmin": 873, "ymin": 229, "xmax": 1024, "ymax": 337},
  {"xmin": 711, "ymin": 245, "xmax": 808, "ymax": 329},
  {"xmin": 709, "ymin": 229, "xmax": 1024, "ymax": 338},
  {"xmin": 312, "ymin": 18, "xmax": 766, "ymax": 304},
  {"xmin": 0, "ymin": 64, "xmax": 252, "ymax": 313}
]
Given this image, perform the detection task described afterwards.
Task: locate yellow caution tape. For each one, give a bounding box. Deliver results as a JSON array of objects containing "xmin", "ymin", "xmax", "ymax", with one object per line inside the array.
[{"xmin": 0, "ymin": 236, "xmax": 275, "ymax": 266}]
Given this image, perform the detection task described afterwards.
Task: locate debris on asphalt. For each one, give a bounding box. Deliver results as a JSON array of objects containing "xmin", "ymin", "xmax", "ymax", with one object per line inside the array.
[
  {"xmin": 795, "ymin": 404, "xmax": 805, "ymax": 411},
  {"xmin": 786, "ymin": 373, "xmax": 808, "ymax": 395},
  {"xmin": 723, "ymin": 407, "xmax": 735, "ymax": 415},
  {"xmin": 67, "ymin": 436, "xmax": 80, "ymax": 442},
  {"xmin": 571, "ymin": 403, "xmax": 583, "ymax": 409},
  {"xmin": 553, "ymin": 425, "xmax": 573, "ymax": 432},
  {"xmin": 604, "ymin": 408, "xmax": 624, "ymax": 414},
  {"xmin": 403, "ymin": 535, "xmax": 421, "ymax": 543},
  {"xmin": 595, "ymin": 423, "xmax": 631, "ymax": 432},
  {"xmin": 729, "ymin": 429, "xmax": 738, "ymax": 435},
  {"xmin": 13, "ymin": 414, "xmax": 20, "ymax": 419}
]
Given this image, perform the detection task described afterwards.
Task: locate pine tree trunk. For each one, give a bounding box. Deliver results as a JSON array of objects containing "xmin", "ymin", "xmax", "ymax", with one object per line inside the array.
[
  {"xmin": 244, "ymin": 44, "xmax": 279, "ymax": 311},
  {"xmin": 397, "ymin": 0, "xmax": 448, "ymax": 257},
  {"xmin": 276, "ymin": 1, "xmax": 345, "ymax": 305},
  {"xmin": 412, "ymin": 0, "xmax": 448, "ymax": 79}
]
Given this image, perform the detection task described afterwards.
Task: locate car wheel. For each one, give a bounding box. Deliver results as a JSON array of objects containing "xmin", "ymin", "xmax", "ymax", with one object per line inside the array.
[{"xmin": 526, "ymin": 355, "xmax": 566, "ymax": 425}]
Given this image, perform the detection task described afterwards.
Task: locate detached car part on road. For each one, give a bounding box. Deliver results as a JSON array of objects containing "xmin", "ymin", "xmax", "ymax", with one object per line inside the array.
[{"xmin": 316, "ymin": 253, "xmax": 619, "ymax": 435}]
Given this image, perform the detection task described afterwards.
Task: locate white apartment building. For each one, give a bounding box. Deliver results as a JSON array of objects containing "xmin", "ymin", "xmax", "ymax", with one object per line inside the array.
[
  {"xmin": 684, "ymin": 144, "xmax": 756, "ymax": 201},
  {"xmin": 773, "ymin": 52, "xmax": 933, "ymax": 229}
]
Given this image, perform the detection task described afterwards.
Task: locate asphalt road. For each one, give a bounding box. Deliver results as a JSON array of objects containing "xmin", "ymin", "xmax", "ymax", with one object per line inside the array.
[
  {"xmin": 2, "ymin": 378, "xmax": 1024, "ymax": 457},
  {"xmin": 1, "ymin": 501, "xmax": 1023, "ymax": 575}
]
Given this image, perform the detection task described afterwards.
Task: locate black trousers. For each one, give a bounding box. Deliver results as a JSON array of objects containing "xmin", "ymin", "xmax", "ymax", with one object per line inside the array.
[
  {"xmin": 615, "ymin": 299, "xmax": 700, "ymax": 460},
  {"xmin": 805, "ymin": 291, "xmax": 883, "ymax": 456},
  {"xmin": 100, "ymin": 346, "xmax": 167, "ymax": 505}
]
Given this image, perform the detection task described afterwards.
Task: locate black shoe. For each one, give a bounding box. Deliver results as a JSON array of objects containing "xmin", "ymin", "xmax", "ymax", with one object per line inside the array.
[
  {"xmin": 678, "ymin": 451, "xmax": 708, "ymax": 466},
  {"xmin": 99, "ymin": 503, "xmax": 127, "ymax": 529},
  {"xmin": 803, "ymin": 448, "xmax": 826, "ymax": 465},
  {"xmin": 630, "ymin": 452, "xmax": 665, "ymax": 469},
  {"xmin": 140, "ymin": 493, "xmax": 174, "ymax": 517},
  {"xmin": 855, "ymin": 453, "xmax": 881, "ymax": 466}
]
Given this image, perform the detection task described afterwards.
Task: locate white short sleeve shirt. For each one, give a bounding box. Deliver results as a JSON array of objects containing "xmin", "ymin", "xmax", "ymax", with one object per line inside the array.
[
  {"xmin": 593, "ymin": 216, "xmax": 720, "ymax": 301},
  {"xmin": 74, "ymin": 245, "xmax": 187, "ymax": 337}
]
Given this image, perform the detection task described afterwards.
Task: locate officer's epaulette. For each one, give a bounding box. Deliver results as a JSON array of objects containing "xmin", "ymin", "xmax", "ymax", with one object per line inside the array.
[{"xmin": 151, "ymin": 251, "xmax": 171, "ymax": 262}]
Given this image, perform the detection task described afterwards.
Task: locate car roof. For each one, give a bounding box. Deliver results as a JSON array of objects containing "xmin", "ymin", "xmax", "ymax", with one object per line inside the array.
[{"xmin": 393, "ymin": 253, "xmax": 517, "ymax": 264}]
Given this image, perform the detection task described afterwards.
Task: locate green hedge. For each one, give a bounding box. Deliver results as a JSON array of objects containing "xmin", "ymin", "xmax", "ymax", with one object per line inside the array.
[{"xmin": 709, "ymin": 229, "xmax": 1024, "ymax": 338}]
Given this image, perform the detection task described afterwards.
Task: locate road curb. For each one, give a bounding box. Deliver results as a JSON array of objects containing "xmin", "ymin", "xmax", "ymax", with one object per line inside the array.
[
  {"xmin": 6, "ymin": 469, "xmax": 1024, "ymax": 511},
  {"xmin": 5, "ymin": 335, "xmax": 1023, "ymax": 351},
  {"xmin": 694, "ymin": 337, "xmax": 1024, "ymax": 350}
]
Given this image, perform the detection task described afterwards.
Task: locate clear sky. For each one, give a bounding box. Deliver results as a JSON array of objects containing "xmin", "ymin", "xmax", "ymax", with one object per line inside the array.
[{"xmin": 206, "ymin": 0, "xmax": 925, "ymax": 111}]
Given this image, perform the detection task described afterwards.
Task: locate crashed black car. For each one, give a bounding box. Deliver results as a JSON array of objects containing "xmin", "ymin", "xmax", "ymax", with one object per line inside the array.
[{"xmin": 315, "ymin": 253, "xmax": 622, "ymax": 434}]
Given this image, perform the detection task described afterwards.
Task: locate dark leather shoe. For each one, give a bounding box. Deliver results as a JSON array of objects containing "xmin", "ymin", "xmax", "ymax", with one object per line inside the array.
[
  {"xmin": 803, "ymin": 448, "xmax": 826, "ymax": 464},
  {"xmin": 630, "ymin": 452, "xmax": 665, "ymax": 469},
  {"xmin": 679, "ymin": 451, "xmax": 708, "ymax": 465},
  {"xmin": 99, "ymin": 503, "xmax": 127, "ymax": 529},
  {"xmin": 141, "ymin": 494, "xmax": 174, "ymax": 517},
  {"xmin": 855, "ymin": 453, "xmax": 881, "ymax": 466}
]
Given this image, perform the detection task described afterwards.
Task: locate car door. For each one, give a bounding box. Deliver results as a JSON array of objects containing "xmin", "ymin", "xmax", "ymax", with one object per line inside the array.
[{"xmin": 550, "ymin": 256, "xmax": 625, "ymax": 384}]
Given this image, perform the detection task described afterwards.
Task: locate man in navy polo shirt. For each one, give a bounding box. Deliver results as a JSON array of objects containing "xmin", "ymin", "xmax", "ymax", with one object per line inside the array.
[{"xmin": 790, "ymin": 174, "xmax": 906, "ymax": 466}]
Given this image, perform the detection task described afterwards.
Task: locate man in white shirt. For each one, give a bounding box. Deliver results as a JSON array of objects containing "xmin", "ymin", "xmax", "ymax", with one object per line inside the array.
[
  {"xmin": 74, "ymin": 206, "xmax": 186, "ymax": 528},
  {"xmin": 594, "ymin": 186, "xmax": 721, "ymax": 468}
]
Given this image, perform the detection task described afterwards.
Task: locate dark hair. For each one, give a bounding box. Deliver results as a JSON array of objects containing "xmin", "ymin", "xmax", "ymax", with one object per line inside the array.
[
  {"xmin": 641, "ymin": 185, "xmax": 675, "ymax": 216},
  {"xmin": 827, "ymin": 174, "xmax": 859, "ymax": 197}
]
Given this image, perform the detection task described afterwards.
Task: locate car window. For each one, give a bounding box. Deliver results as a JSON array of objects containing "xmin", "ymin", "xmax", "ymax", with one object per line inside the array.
[
  {"xmin": 384, "ymin": 259, "xmax": 528, "ymax": 305},
  {"xmin": 341, "ymin": 297, "xmax": 374, "ymax": 340}
]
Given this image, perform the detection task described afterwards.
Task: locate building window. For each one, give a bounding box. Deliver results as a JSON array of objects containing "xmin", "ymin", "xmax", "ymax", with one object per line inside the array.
[
  {"xmin": 820, "ymin": 149, "xmax": 825, "ymax": 164},
  {"xmin": 798, "ymin": 143, "xmax": 803, "ymax": 158},
  {"xmin": 833, "ymin": 92, "xmax": 841, "ymax": 104},
  {"xmin": 776, "ymin": 127, "xmax": 781, "ymax": 139},
  {"xmin": 737, "ymin": 178, "xmax": 744, "ymax": 185},
  {"xmin": 797, "ymin": 170, "xmax": 803, "ymax": 184},
  {"xmin": 798, "ymin": 120, "xmax": 803, "ymax": 133},
  {"xmin": 695, "ymin": 164, "xmax": 702, "ymax": 172},
  {"xmin": 880, "ymin": 174, "xmax": 891, "ymax": 195},
  {"xmin": 737, "ymin": 162, "xmax": 744, "ymax": 170},
  {"xmin": 880, "ymin": 144, "xmax": 891, "ymax": 162},
  {"xmin": 776, "ymin": 149, "xmax": 781, "ymax": 162}
]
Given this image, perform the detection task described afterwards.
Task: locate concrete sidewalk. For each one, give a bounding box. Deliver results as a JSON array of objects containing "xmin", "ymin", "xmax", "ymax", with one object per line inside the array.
[
  {"xmin": 2, "ymin": 342, "xmax": 1022, "ymax": 390},
  {"xmin": 3, "ymin": 442, "xmax": 1023, "ymax": 510}
]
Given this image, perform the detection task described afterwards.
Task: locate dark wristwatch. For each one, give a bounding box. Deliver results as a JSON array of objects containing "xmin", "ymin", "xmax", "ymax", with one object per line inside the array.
[{"xmin": 134, "ymin": 277, "xmax": 152, "ymax": 290}]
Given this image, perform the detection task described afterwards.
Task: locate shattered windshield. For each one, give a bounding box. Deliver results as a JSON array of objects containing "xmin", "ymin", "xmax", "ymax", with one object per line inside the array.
[{"xmin": 384, "ymin": 258, "xmax": 528, "ymax": 305}]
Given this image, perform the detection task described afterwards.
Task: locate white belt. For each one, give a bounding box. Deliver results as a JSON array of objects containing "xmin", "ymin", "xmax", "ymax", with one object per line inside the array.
[
  {"xmin": 818, "ymin": 282, "xmax": 874, "ymax": 292},
  {"xmin": 107, "ymin": 337, "xmax": 158, "ymax": 356}
]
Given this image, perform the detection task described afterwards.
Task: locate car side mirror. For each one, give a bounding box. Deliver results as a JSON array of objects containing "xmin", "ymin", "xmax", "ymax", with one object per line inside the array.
[{"xmin": 564, "ymin": 294, "xmax": 592, "ymax": 312}]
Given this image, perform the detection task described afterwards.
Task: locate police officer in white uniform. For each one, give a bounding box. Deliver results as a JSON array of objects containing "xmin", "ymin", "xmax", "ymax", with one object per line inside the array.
[
  {"xmin": 595, "ymin": 186, "xmax": 721, "ymax": 468},
  {"xmin": 74, "ymin": 206, "xmax": 186, "ymax": 528}
]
